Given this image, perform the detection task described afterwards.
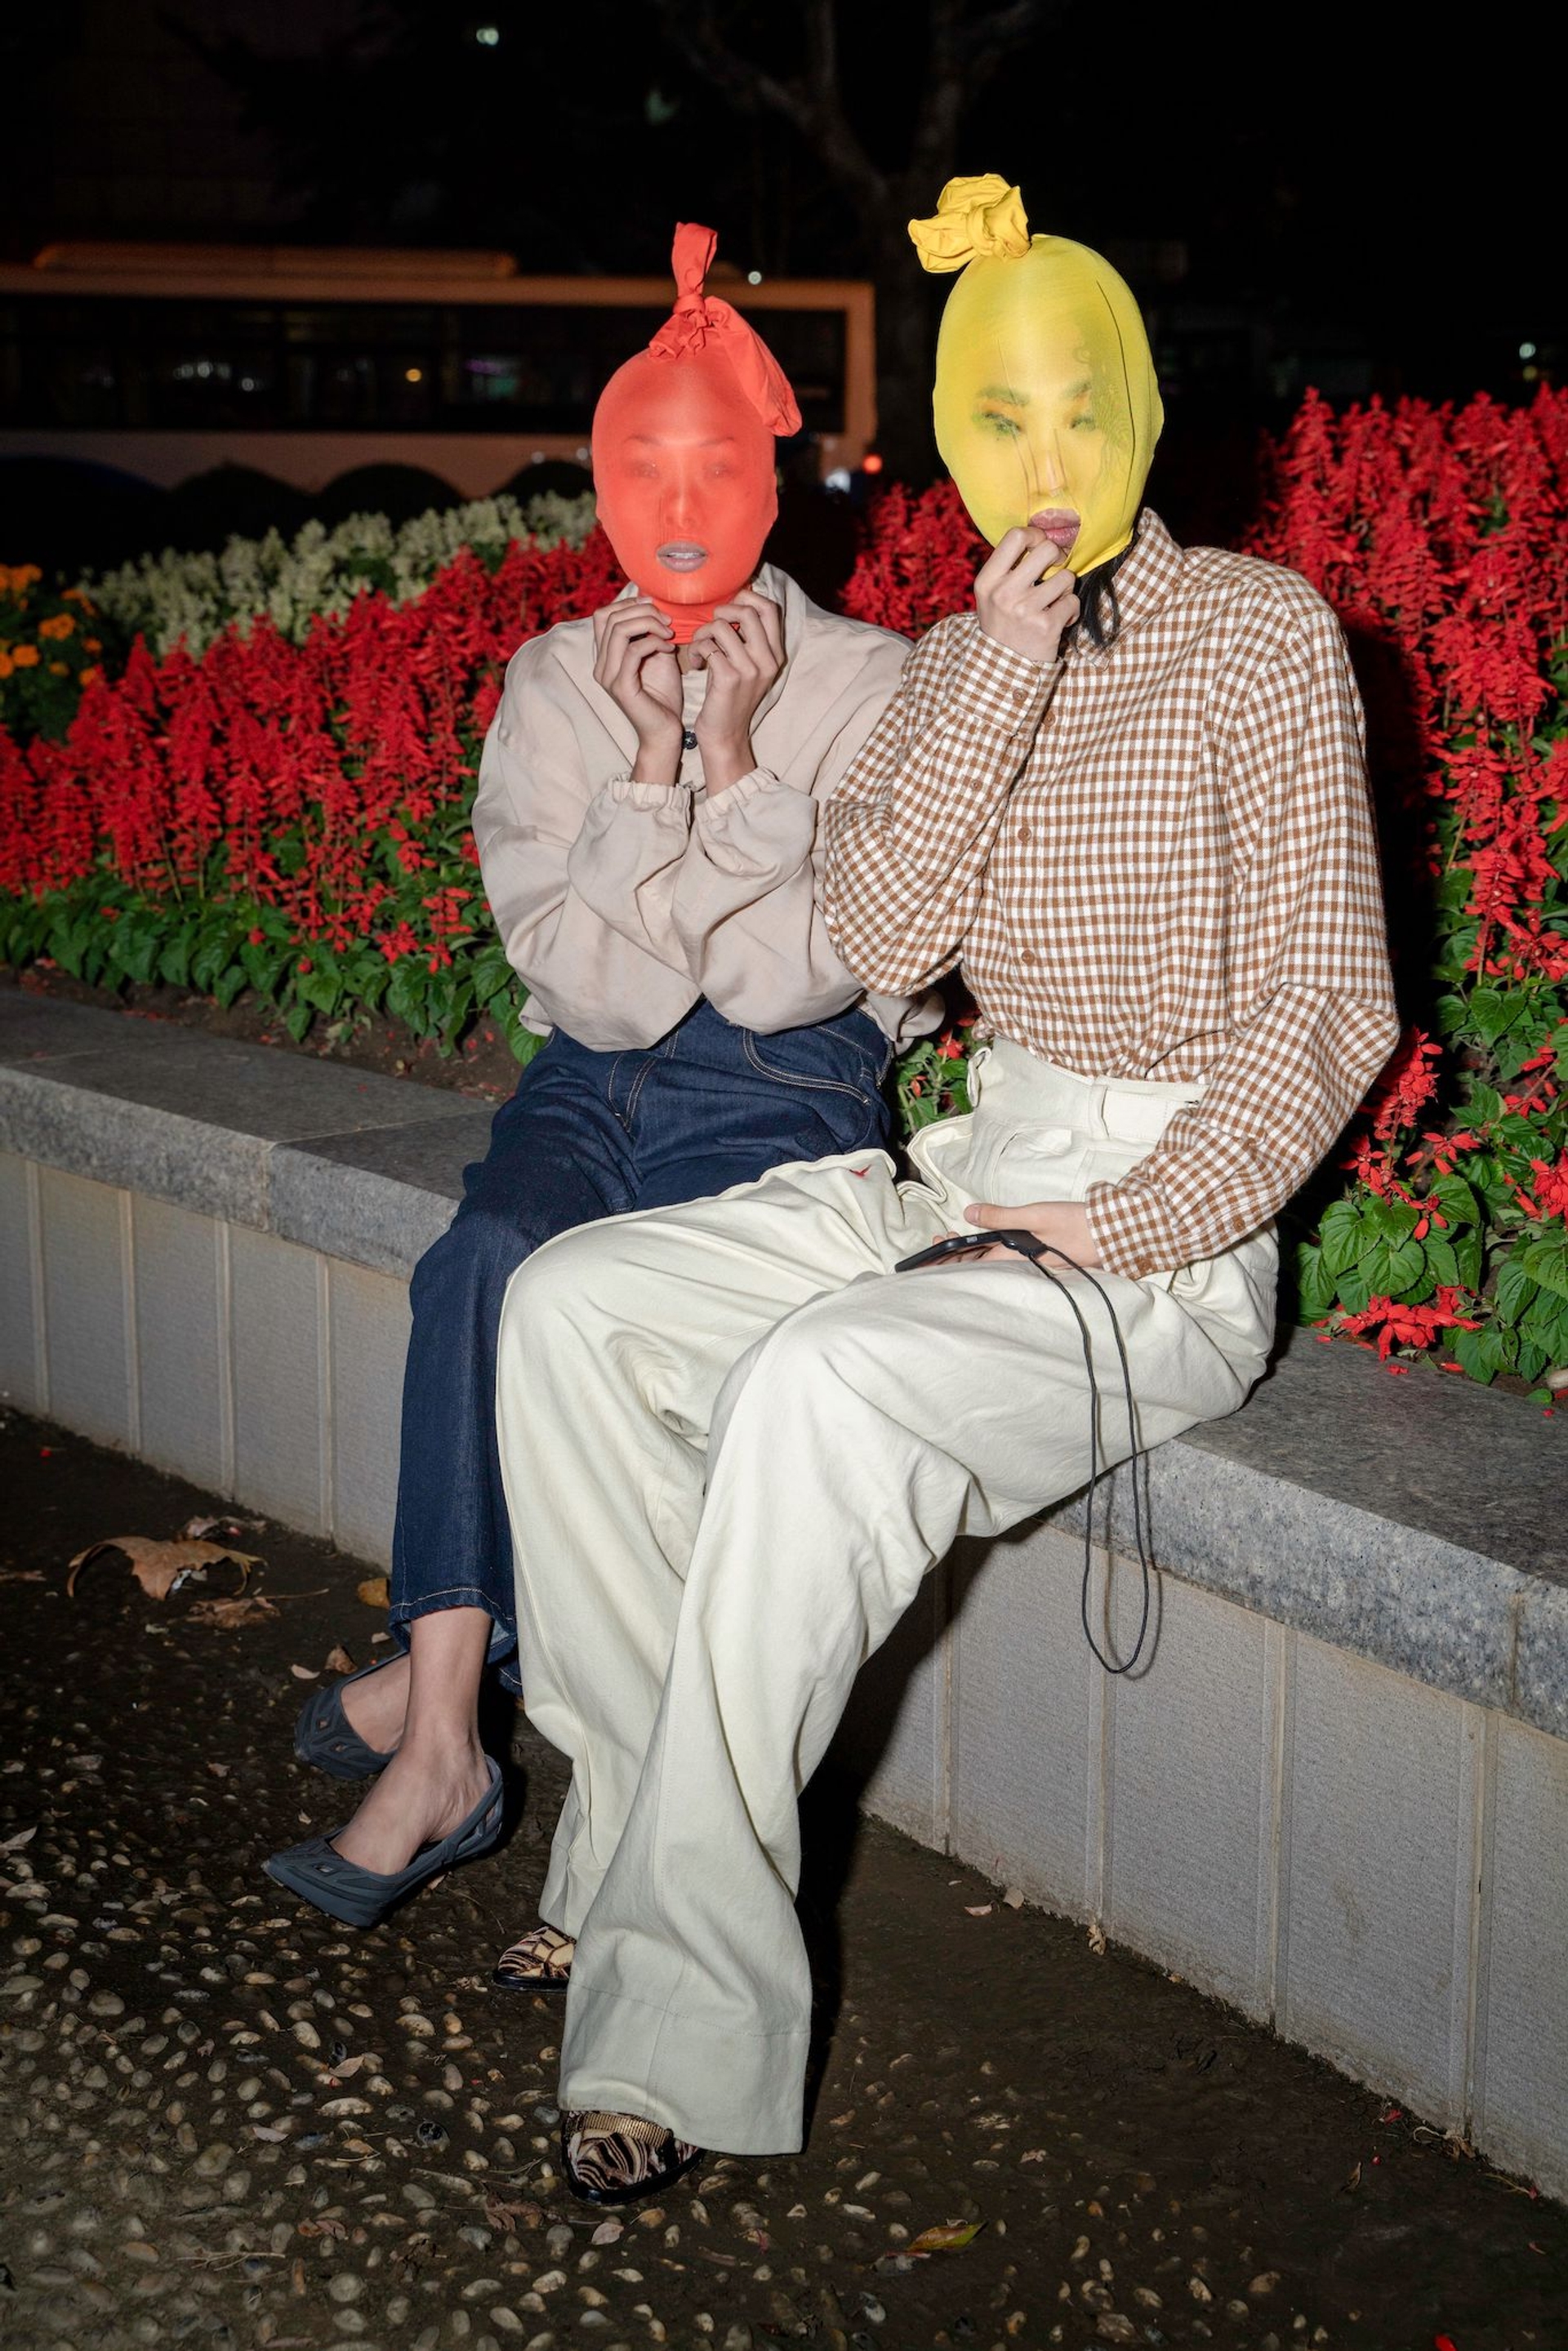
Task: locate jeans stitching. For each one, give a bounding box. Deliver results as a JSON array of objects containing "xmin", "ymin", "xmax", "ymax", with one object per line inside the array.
[{"xmin": 740, "ymin": 1031, "xmax": 876, "ymax": 1106}]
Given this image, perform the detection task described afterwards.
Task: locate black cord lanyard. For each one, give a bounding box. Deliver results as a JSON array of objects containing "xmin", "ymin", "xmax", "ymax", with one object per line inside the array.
[{"xmin": 991, "ymin": 1234, "xmax": 1155, "ymax": 1676}]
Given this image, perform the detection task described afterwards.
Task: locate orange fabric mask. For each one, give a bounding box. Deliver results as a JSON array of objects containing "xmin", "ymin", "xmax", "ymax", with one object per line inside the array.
[{"xmin": 592, "ymin": 225, "xmax": 802, "ymax": 643}]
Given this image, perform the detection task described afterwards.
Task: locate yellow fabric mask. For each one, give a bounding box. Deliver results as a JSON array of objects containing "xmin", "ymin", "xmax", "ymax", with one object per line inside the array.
[{"xmin": 910, "ymin": 176, "xmax": 1163, "ymax": 577}]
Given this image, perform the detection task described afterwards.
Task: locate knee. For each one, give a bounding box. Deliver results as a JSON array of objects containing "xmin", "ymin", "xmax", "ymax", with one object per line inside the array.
[
  {"xmin": 496, "ymin": 1222, "xmax": 621, "ymax": 1366},
  {"xmin": 412, "ymin": 1201, "xmax": 543, "ymax": 1320}
]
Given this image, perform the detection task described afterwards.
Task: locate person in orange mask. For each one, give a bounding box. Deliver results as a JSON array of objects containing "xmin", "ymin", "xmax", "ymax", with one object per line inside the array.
[{"xmin": 265, "ymin": 225, "xmax": 938, "ymax": 1956}]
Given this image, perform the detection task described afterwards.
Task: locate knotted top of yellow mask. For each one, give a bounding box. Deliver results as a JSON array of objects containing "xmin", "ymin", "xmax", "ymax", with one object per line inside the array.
[
  {"xmin": 907, "ymin": 175, "xmax": 1031, "ymax": 272},
  {"xmin": 910, "ymin": 180, "xmax": 1163, "ymax": 578}
]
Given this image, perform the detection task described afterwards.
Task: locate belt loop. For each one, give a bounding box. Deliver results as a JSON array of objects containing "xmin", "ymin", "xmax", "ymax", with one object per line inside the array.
[{"xmin": 1089, "ymin": 1080, "xmax": 1110, "ymax": 1140}]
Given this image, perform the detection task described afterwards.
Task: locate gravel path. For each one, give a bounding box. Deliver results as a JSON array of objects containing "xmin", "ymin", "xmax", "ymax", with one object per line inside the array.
[{"xmin": 0, "ymin": 1407, "xmax": 1561, "ymax": 2351}]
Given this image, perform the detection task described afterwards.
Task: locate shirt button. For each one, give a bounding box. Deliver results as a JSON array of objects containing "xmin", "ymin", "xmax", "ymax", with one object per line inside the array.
[
  {"xmin": 1017, "ymin": 822, "xmax": 1031, "ymax": 844},
  {"xmin": 1019, "ymin": 946, "xmax": 1037, "ymax": 966},
  {"xmin": 682, "ymin": 727, "xmax": 698, "ymax": 750}
]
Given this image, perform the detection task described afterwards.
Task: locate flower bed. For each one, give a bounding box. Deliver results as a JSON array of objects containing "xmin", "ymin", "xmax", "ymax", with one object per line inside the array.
[
  {"xmin": 2, "ymin": 399, "xmax": 1566, "ymax": 1389},
  {"xmin": 1246, "ymin": 392, "xmax": 1567, "ymax": 1395}
]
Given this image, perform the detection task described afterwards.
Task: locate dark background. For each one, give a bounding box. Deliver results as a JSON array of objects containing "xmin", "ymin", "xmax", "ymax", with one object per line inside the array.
[{"xmin": 2, "ymin": 0, "xmax": 1557, "ymax": 565}]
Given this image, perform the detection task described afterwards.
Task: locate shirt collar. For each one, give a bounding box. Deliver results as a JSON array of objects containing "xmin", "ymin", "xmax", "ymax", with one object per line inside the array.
[{"xmin": 1067, "ymin": 507, "xmax": 1184, "ymax": 665}]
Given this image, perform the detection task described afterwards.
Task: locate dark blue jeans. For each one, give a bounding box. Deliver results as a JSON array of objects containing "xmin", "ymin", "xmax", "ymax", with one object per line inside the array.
[{"xmin": 389, "ymin": 998, "xmax": 893, "ymax": 1690}]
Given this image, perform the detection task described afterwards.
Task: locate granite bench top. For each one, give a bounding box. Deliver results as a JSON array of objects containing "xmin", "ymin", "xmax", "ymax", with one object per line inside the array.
[{"xmin": 2, "ymin": 986, "xmax": 1563, "ymax": 1741}]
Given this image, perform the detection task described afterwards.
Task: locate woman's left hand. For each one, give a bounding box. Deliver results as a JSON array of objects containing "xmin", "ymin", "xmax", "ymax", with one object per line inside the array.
[
  {"xmin": 690, "ymin": 589, "xmax": 786, "ymax": 795},
  {"xmin": 961, "ymin": 1198, "xmax": 1102, "ymax": 1268}
]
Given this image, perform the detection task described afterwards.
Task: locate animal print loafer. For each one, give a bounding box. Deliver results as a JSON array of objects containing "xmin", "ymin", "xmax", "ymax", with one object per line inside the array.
[
  {"xmin": 559, "ymin": 2109, "xmax": 702, "ymax": 2206},
  {"xmin": 491, "ymin": 1922, "xmax": 576, "ymax": 1993}
]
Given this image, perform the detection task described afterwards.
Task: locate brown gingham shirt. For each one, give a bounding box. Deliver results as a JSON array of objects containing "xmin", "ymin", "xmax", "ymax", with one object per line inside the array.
[{"xmin": 822, "ymin": 510, "xmax": 1400, "ymax": 1280}]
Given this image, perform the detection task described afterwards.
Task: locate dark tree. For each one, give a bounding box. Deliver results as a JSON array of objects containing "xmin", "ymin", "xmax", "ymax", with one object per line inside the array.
[{"xmin": 649, "ymin": 1, "xmax": 1042, "ymax": 474}]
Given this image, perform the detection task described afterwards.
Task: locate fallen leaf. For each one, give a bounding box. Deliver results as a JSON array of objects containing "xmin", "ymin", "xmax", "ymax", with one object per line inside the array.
[
  {"xmin": 188, "ymin": 1595, "xmax": 279, "ymax": 1629},
  {"xmin": 591, "ymin": 2220, "xmax": 624, "ymax": 2246},
  {"xmin": 323, "ymin": 1645, "xmax": 354, "ymax": 1675},
  {"xmin": 323, "ymin": 2053, "xmax": 367, "ymax": 2079},
  {"xmin": 906, "ymin": 2221, "xmax": 984, "ymax": 2256},
  {"xmin": 296, "ymin": 2217, "xmax": 348, "ymax": 2240},
  {"xmin": 1001, "ymin": 1886, "xmax": 1025, "ymax": 1909},
  {"xmin": 356, "ymin": 1576, "xmax": 390, "ymax": 1610},
  {"xmin": 1343, "ymin": 2162, "xmax": 1362, "ymax": 2193},
  {"xmin": 1087, "ymin": 1920, "xmax": 1107, "ymax": 1956},
  {"xmin": 181, "ymin": 1514, "xmax": 265, "ymax": 1539},
  {"xmin": 67, "ymin": 1536, "xmax": 261, "ymax": 1601},
  {"xmin": 964, "ymin": 1904, "xmax": 992, "ymax": 1918},
  {"xmin": 289, "ymin": 1665, "xmax": 320, "ymax": 1681}
]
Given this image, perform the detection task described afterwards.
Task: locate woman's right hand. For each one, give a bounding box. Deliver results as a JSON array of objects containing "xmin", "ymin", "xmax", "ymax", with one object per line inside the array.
[
  {"xmin": 974, "ymin": 529, "xmax": 1080, "ymax": 666},
  {"xmin": 592, "ymin": 599, "xmax": 684, "ymax": 784}
]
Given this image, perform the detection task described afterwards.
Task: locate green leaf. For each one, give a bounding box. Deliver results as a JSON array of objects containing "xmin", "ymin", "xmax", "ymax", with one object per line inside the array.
[
  {"xmin": 158, "ymin": 927, "xmax": 194, "ymax": 988},
  {"xmin": 1337, "ymin": 1262, "xmax": 1373, "ymax": 1314},
  {"xmin": 283, "ymin": 1000, "xmax": 314, "ymax": 1043},
  {"xmin": 385, "ymin": 958, "xmax": 428, "ymax": 1028},
  {"xmin": 1521, "ymin": 1232, "xmax": 1568, "ymax": 1302},
  {"xmin": 1494, "ymin": 1254, "xmax": 1537, "ymax": 1328},
  {"xmin": 1318, "ymin": 1200, "xmax": 1366, "ymax": 1279},
  {"xmin": 1423, "ymin": 1234, "xmax": 1459, "ymax": 1287},
  {"xmin": 296, "ymin": 967, "xmax": 342, "ymax": 1016},
  {"xmin": 1370, "ymin": 1196, "xmax": 1420, "ymax": 1244},
  {"xmin": 1430, "ymin": 1175, "xmax": 1481, "ymax": 1227},
  {"xmin": 1455, "ymin": 1227, "xmax": 1484, "ymax": 1290},
  {"xmin": 191, "ymin": 923, "xmax": 238, "ymax": 993},
  {"xmin": 212, "ymin": 960, "xmax": 247, "ymax": 1011},
  {"xmin": 1452, "ymin": 1325, "xmax": 1496, "ymax": 1385},
  {"xmin": 240, "ymin": 941, "xmax": 289, "ymax": 999},
  {"xmin": 1295, "ymin": 1245, "xmax": 1339, "ymax": 1320},
  {"xmin": 1383, "ymin": 1236, "xmax": 1427, "ymax": 1294}
]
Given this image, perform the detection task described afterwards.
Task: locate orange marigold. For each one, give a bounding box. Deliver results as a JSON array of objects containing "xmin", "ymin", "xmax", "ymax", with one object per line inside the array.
[
  {"xmin": 38, "ymin": 612, "xmax": 74, "ymax": 641},
  {"xmin": 8, "ymin": 643, "xmax": 39, "ymax": 669}
]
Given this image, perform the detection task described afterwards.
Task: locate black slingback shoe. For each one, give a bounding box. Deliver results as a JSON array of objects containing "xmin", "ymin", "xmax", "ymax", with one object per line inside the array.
[
  {"xmin": 292, "ymin": 1654, "xmax": 403, "ymax": 1781},
  {"xmin": 265, "ymin": 1760, "xmax": 504, "ymax": 1928}
]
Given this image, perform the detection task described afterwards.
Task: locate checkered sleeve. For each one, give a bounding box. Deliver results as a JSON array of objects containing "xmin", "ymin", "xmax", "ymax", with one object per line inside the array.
[
  {"xmin": 1086, "ymin": 599, "xmax": 1401, "ymax": 1278},
  {"xmin": 822, "ymin": 621, "xmax": 1059, "ymax": 995}
]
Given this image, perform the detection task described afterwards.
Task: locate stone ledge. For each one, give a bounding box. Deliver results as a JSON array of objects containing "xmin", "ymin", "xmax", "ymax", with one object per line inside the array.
[
  {"xmin": 2, "ymin": 987, "xmax": 1562, "ymax": 1736},
  {"xmin": 0, "ymin": 989, "xmax": 481, "ymax": 1260}
]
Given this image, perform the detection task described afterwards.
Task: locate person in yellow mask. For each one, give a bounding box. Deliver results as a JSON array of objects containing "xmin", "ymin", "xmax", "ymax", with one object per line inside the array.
[{"xmin": 487, "ymin": 179, "xmax": 1398, "ymax": 2206}]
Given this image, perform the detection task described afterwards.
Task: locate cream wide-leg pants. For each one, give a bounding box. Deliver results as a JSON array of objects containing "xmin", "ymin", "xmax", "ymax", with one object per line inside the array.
[{"xmin": 494, "ymin": 1042, "xmax": 1277, "ymax": 2153}]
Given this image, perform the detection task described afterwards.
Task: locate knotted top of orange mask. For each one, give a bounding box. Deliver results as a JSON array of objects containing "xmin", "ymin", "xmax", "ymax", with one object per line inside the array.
[{"xmin": 646, "ymin": 223, "xmax": 802, "ymax": 438}]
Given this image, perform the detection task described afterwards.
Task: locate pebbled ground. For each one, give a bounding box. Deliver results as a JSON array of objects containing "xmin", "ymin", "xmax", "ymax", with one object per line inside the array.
[{"xmin": 0, "ymin": 1406, "xmax": 1562, "ymax": 2351}]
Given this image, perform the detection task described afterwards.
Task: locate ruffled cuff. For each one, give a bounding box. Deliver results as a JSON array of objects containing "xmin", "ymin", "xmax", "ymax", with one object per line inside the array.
[{"xmin": 598, "ymin": 773, "xmax": 693, "ymax": 818}]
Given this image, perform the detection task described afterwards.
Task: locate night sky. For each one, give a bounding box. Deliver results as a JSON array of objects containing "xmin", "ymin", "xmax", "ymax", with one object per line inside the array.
[{"xmin": 7, "ymin": 0, "xmax": 1554, "ymax": 403}]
